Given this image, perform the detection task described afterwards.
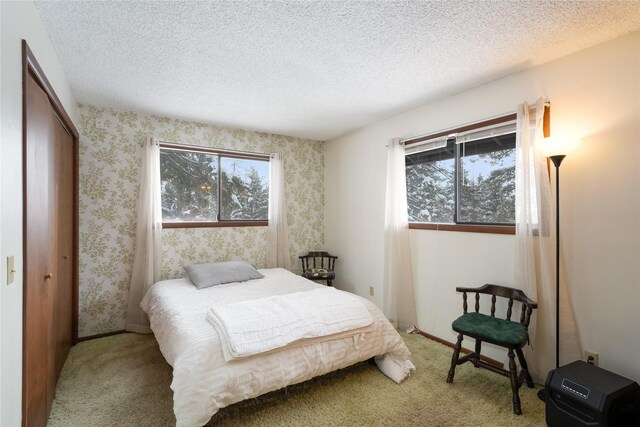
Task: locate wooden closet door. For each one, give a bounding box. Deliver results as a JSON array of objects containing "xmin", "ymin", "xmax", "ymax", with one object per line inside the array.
[
  {"xmin": 52, "ymin": 113, "xmax": 74, "ymax": 382},
  {"xmin": 23, "ymin": 40, "xmax": 78, "ymax": 427},
  {"xmin": 24, "ymin": 71, "xmax": 56, "ymax": 427}
]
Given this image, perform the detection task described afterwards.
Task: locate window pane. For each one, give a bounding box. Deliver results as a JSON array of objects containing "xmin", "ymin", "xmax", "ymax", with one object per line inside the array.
[
  {"xmin": 405, "ymin": 140, "xmax": 456, "ymax": 223},
  {"xmin": 458, "ymin": 133, "xmax": 515, "ymax": 224},
  {"xmin": 220, "ymin": 157, "xmax": 269, "ymax": 220},
  {"xmin": 160, "ymin": 149, "xmax": 218, "ymax": 222}
]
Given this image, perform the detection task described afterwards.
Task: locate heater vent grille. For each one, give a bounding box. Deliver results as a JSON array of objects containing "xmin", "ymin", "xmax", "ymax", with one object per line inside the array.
[{"xmin": 552, "ymin": 391, "xmax": 596, "ymax": 422}]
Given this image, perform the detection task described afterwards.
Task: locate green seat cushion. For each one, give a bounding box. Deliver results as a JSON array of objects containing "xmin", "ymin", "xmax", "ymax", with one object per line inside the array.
[
  {"xmin": 452, "ymin": 312, "xmax": 529, "ymax": 346},
  {"xmin": 302, "ymin": 268, "xmax": 335, "ymax": 280}
]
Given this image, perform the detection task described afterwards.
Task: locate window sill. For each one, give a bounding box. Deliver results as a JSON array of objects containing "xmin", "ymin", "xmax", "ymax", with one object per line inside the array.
[
  {"xmin": 408, "ymin": 223, "xmax": 515, "ymax": 235},
  {"xmin": 163, "ymin": 220, "xmax": 268, "ymax": 229}
]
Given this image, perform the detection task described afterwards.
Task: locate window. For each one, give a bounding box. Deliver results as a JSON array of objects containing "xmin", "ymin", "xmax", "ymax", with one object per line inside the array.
[
  {"xmin": 405, "ymin": 117, "xmax": 516, "ymax": 229},
  {"xmin": 406, "ymin": 139, "xmax": 456, "ymax": 223},
  {"xmin": 159, "ymin": 144, "xmax": 269, "ymax": 227}
]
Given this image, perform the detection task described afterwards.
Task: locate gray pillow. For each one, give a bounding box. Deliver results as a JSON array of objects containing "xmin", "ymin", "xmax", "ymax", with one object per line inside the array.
[{"xmin": 184, "ymin": 261, "xmax": 264, "ymax": 289}]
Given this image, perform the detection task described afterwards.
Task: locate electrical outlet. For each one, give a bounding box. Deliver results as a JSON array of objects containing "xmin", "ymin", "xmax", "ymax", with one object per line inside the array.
[
  {"xmin": 369, "ymin": 286, "xmax": 374, "ymax": 296},
  {"xmin": 585, "ymin": 350, "xmax": 599, "ymax": 366}
]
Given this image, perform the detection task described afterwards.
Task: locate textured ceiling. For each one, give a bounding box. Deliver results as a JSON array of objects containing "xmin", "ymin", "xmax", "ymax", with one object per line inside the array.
[{"xmin": 35, "ymin": 1, "xmax": 640, "ymax": 141}]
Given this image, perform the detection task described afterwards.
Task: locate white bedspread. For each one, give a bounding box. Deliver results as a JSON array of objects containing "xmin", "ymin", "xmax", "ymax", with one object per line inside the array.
[
  {"xmin": 141, "ymin": 268, "xmax": 414, "ymax": 427},
  {"xmin": 207, "ymin": 287, "xmax": 374, "ymax": 361}
]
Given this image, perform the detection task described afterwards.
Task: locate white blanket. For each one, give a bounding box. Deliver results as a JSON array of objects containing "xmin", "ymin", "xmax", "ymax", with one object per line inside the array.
[
  {"xmin": 141, "ymin": 268, "xmax": 414, "ymax": 427},
  {"xmin": 207, "ymin": 287, "xmax": 374, "ymax": 361}
]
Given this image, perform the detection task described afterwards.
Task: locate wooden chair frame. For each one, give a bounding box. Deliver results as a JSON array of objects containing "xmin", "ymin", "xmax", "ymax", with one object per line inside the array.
[
  {"xmin": 446, "ymin": 284, "xmax": 538, "ymax": 415},
  {"xmin": 299, "ymin": 251, "xmax": 337, "ymax": 286}
]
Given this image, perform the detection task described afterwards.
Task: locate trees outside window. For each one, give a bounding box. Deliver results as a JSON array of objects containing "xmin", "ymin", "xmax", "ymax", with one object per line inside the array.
[
  {"xmin": 160, "ymin": 150, "xmax": 218, "ymax": 222},
  {"xmin": 159, "ymin": 146, "xmax": 269, "ymax": 226},
  {"xmin": 405, "ymin": 133, "xmax": 515, "ymax": 226},
  {"xmin": 220, "ymin": 157, "xmax": 269, "ymax": 220},
  {"xmin": 406, "ymin": 140, "xmax": 455, "ymax": 223}
]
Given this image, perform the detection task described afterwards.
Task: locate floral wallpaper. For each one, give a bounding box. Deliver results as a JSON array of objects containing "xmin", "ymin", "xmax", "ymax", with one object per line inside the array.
[{"xmin": 78, "ymin": 105, "xmax": 325, "ymax": 337}]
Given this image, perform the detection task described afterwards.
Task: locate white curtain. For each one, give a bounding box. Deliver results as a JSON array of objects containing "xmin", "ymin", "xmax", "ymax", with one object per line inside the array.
[
  {"xmin": 383, "ymin": 138, "xmax": 417, "ymax": 330},
  {"xmin": 266, "ymin": 153, "xmax": 291, "ymax": 270},
  {"xmin": 515, "ymin": 99, "xmax": 581, "ymax": 383},
  {"xmin": 126, "ymin": 137, "xmax": 162, "ymax": 333}
]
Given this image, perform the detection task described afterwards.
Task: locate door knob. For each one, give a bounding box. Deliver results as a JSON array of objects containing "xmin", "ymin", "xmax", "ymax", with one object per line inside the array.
[{"xmin": 44, "ymin": 273, "xmax": 53, "ymax": 279}]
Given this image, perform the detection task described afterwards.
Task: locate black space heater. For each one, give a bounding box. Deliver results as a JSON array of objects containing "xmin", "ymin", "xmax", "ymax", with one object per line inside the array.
[{"xmin": 545, "ymin": 360, "xmax": 640, "ymax": 426}]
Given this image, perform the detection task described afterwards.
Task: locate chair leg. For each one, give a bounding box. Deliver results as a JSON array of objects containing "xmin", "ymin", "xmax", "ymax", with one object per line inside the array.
[
  {"xmin": 508, "ymin": 349, "xmax": 522, "ymax": 415},
  {"xmin": 447, "ymin": 333, "xmax": 463, "ymax": 383},
  {"xmin": 327, "ymin": 279, "xmax": 333, "ymax": 286},
  {"xmin": 515, "ymin": 348, "xmax": 534, "ymax": 388},
  {"xmin": 473, "ymin": 339, "xmax": 482, "ymax": 367}
]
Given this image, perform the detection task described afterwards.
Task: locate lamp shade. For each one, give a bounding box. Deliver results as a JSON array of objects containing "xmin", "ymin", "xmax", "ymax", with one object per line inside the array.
[{"xmin": 542, "ymin": 136, "xmax": 581, "ymax": 158}]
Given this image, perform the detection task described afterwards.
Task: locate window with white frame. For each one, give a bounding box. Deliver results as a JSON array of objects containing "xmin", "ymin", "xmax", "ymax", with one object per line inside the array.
[{"xmin": 405, "ymin": 118, "xmax": 516, "ymax": 226}]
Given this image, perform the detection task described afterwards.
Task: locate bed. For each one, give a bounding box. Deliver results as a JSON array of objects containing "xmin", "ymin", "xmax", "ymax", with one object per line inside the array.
[{"xmin": 141, "ymin": 267, "xmax": 414, "ymax": 427}]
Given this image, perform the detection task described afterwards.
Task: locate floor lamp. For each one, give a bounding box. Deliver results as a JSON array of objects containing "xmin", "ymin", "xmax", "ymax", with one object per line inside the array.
[
  {"xmin": 549, "ymin": 153, "xmax": 565, "ymax": 370},
  {"xmin": 536, "ymin": 136, "xmax": 579, "ymax": 403},
  {"xmin": 543, "ymin": 136, "xmax": 580, "ymax": 369}
]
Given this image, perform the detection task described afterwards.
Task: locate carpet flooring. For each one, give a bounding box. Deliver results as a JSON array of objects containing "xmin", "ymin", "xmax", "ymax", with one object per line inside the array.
[{"xmin": 48, "ymin": 332, "xmax": 545, "ymax": 426}]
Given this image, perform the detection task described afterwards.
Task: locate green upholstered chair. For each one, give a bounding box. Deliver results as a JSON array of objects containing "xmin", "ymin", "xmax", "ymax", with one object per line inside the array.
[
  {"xmin": 299, "ymin": 251, "xmax": 337, "ymax": 286},
  {"xmin": 446, "ymin": 284, "xmax": 538, "ymax": 415}
]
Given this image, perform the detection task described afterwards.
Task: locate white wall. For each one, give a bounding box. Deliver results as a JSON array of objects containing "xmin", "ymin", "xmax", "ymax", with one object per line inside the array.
[
  {"xmin": 325, "ymin": 32, "xmax": 640, "ymax": 381},
  {"xmin": 0, "ymin": 1, "xmax": 78, "ymax": 424}
]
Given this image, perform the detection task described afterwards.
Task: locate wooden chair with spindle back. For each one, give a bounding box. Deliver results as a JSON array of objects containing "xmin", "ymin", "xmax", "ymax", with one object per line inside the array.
[
  {"xmin": 446, "ymin": 284, "xmax": 538, "ymax": 415},
  {"xmin": 299, "ymin": 251, "xmax": 338, "ymax": 286}
]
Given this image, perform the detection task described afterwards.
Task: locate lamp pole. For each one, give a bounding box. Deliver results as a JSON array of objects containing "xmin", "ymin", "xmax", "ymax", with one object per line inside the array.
[
  {"xmin": 539, "ymin": 136, "xmax": 579, "ymax": 404},
  {"xmin": 549, "ymin": 154, "xmax": 565, "ymax": 369}
]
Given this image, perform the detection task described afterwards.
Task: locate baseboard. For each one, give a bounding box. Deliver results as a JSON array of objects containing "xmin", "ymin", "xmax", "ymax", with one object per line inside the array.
[
  {"xmin": 418, "ymin": 330, "xmax": 503, "ymax": 369},
  {"xmin": 77, "ymin": 329, "xmax": 126, "ymax": 342}
]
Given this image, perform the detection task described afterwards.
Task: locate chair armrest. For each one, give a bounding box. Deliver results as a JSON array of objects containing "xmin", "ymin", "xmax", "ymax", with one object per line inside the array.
[
  {"xmin": 455, "ymin": 284, "xmax": 492, "ymax": 293},
  {"xmin": 455, "ymin": 284, "xmax": 538, "ymax": 310},
  {"xmin": 513, "ymin": 292, "xmax": 537, "ymax": 308},
  {"xmin": 454, "ymin": 284, "xmax": 537, "ymax": 328}
]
